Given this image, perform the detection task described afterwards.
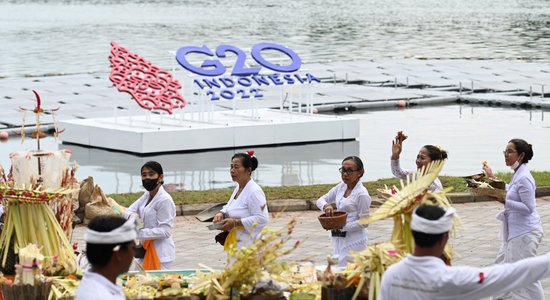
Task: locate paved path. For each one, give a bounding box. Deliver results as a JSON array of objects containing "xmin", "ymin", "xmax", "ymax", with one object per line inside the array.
[{"xmin": 73, "ymin": 197, "xmax": 550, "ymax": 297}]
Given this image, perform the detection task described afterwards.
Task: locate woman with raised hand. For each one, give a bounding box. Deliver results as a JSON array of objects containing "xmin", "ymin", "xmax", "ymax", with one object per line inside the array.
[
  {"xmin": 213, "ymin": 151, "xmax": 269, "ymax": 252},
  {"xmin": 391, "ymin": 131, "xmax": 448, "ymax": 192},
  {"xmin": 316, "ymin": 156, "xmax": 372, "ymax": 268},
  {"xmin": 125, "ymin": 161, "xmax": 176, "ymax": 270},
  {"xmin": 483, "ymin": 139, "xmax": 543, "ymax": 299}
]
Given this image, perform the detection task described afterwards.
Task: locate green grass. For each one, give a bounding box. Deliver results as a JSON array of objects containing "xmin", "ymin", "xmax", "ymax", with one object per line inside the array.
[{"xmin": 108, "ymin": 171, "xmax": 550, "ymax": 207}]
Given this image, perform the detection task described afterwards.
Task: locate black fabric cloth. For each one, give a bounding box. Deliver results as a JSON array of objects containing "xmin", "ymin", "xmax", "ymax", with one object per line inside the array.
[
  {"xmin": 331, "ymin": 229, "xmax": 347, "ymax": 237},
  {"xmin": 215, "ymin": 231, "xmax": 229, "ymax": 246}
]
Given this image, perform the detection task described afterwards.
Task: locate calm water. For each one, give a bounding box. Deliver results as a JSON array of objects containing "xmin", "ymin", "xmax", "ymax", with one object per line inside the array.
[
  {"xmin": 1, "ymin": 0, "xmax": 550, "ymax": 77},
  {"xmin": 1, "ymin": 0, "xmax": 550, "ymax": 193},
  {"xmin": 1, "ymin": 105, "xmax": 548, "ymax": 194}
]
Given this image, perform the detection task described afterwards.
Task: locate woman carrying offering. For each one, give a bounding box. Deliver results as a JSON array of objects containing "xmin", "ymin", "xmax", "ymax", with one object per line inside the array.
[
  {"xmin": 213, "ymin": 151, "xmax": 269, "ymax": 252},
  {"xmin": 124, "ymin": 161, "xmax": 176, "ymax": 270},
  {"xmin": 391, "ymin": 131, "xmax": 448, "ymax": 192},
  {"xmin": 316, "ymin": 156, "xmax": 372, "ymax": 267},
  {"xmin": 483, "ymin": 139, "xmax": 543, "ymax": 299}
]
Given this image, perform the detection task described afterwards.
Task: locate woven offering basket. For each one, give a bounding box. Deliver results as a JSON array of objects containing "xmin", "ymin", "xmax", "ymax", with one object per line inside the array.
[
  {"xmin": 470, "ymin": 187, "xmax": 506, "ymax": 199},
  {"xmin": 318, "ymin": 211, "xmax": 348, "ymax": 230}
]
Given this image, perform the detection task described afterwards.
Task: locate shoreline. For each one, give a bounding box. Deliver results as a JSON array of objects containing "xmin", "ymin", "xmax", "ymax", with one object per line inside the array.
[
  {"xmin": 106, "ymin": 172, "xmax": 550, "ymax": 216},
  {"xmin": 173, "ymin": 187, "xmax": 550, "ymax": 217}
]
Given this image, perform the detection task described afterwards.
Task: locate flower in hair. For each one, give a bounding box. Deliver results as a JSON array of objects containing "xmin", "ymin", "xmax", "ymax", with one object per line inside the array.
[
  {"xmin": 247, "ymin": 150, "xmax": 255, "ymax": 158},
  {"xmin": 435, "ymin": 145, "xmax": 447, "ymax": 153}
]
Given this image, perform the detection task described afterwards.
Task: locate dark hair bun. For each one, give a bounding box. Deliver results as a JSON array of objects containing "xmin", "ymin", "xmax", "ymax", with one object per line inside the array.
[
  {"xmin": 423, "ymin": 145, "xmax": 448, "ymax": 161},
  {"xmin": 232, "ymin": 152, "xmax": 259, "ymax": 171},
  {"xmin": 509, "ymin": 139, "xmax": 533, "ymax": 163}
]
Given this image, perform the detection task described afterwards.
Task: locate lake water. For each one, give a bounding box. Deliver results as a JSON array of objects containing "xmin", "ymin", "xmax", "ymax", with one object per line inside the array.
[
  {"xmin": 1, "ymin": 0, "xmax": 549, "ymax": 194},
  {"xmin": 1, "ymin": 0, "xmax": 550, "ymax": 77},
  {"xmin": 1, "ymin": 104, "xmax": 548, "ymax": 194}
]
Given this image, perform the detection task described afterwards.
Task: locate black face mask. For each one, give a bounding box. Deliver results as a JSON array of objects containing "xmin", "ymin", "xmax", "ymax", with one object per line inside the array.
[{"xmin": 142, "ymin": 178, "xmax": 159, "ymax": 191}]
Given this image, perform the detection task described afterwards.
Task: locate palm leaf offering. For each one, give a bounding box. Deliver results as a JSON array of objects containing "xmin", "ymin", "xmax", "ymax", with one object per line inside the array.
[
  {"xmin": 351, "ymin": 160, "xmax": 462, "ymax": 300},
  {"xmin": 360, "ymin": 160, "xmax": 445, "ymax": 225},
  {"xmin": 466, "ymin": 161, "xmax": 506, "ymax": 199},
  {"xmin": 0, "ymin": 184, "xmax": 77, "ymax": 275},
  {"xmin": 0, "ymin": 184, "xmax": 74, "ymax": 203},
  {"xmin": 190, "ymin": 219, "xmax": 302, "ymax": 299},
  {"xmin": 347, "ymin": 242, "xmax": 404, "ymax": 300},
  {"xmin": 465, "ymin": 175, "xmax": 506, "ymax": 200}
]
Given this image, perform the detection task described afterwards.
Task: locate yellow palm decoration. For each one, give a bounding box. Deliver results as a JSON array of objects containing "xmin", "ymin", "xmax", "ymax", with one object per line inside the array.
[
  {"xmin": 360, "ymin": 160, "xmax": 445, "ymax": 225},
  {"xmin": 350, "ymin": 160, "xmax": 462, "ymax": 300}
]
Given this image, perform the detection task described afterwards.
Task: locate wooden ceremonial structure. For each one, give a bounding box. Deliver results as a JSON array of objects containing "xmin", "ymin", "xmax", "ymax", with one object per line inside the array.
[{"xmin": 0, "ymin": 91, "xmax": 76, "ymax": 276}]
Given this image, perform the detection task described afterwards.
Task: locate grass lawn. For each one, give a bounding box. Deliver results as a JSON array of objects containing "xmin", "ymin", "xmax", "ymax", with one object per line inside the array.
[{"xmin": 108, "ymin": 171, "xmax": 550, "ymax": 207}]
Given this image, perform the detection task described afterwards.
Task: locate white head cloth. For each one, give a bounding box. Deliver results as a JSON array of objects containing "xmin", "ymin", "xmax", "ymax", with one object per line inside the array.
[
  {"xmin": 85, "ymin": 215, "xmax": 137, "ymax": 244},
  {"xmin": 411, "ymin": 207, "xmax": 456, "ymax": 234}
]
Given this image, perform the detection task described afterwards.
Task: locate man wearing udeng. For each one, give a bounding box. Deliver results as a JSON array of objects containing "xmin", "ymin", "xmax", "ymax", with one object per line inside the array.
[
  {"xmin": 75, "ymin": 215, "xmax": 137, "ymax": 300},
  {"xmin": 379, "ymin": 204, "xmax": 550, "ymax": 300}
]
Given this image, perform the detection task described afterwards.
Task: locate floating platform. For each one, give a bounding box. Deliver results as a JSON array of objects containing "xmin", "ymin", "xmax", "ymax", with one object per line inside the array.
[
  {"xmin": 2, "ymin": 59, "xmax": 549, "ymax": 129},
  {"xmin": 59, "ymin": 108, "xmax": 359, "ymax": 154}
]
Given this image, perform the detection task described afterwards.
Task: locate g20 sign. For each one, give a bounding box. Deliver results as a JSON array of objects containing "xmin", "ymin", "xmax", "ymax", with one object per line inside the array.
[{"xmin": 175, "ymin": 43, "xmax": 320, "ymax": 101}]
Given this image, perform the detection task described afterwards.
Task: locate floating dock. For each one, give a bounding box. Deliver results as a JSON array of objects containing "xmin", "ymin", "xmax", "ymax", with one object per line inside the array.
[
  {"xmin": 1, "ymin": 59, "xmax": 548, "ymax": 130},
  {"xmin": 59, "ymin": 108, "xmax": 358, "ymax": 154},
  {"xmin": 1, "ymin": 59, "xmax": 549, "ymax": 154}
]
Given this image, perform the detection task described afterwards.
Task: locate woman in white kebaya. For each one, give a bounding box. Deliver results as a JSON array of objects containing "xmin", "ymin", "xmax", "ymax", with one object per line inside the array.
[
  {"xmin": 483, "ymin": 138, "xmax": 543, "ymax": 299},
  {"xmin": 390, "ymin": 131, "xmax": 448, "ymax": 192},
  {"xmin": 316, "ymin": 156, "xmax": 372, "ymax": 267},
  {"xmin": 125, "ymin": 161, "xmax": 176, "ymax": 270},
  {"xmin": 213, "ymin": 151, "xmax": 269, "ymax": 252}
]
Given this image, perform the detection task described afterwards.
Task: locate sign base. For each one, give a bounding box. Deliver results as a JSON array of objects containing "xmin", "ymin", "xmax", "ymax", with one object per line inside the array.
[{"xmin": 59, "ymin": 108, "xmax": 359, "ymax": 154}]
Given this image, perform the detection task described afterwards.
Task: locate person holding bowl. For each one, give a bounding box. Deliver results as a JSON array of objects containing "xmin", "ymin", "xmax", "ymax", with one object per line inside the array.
[
  {"xmin": 213, "ymin": 151, "xmax": 269, "ymax": 252},
  {"xmin": 483, "ymin": 138, "xmax": 543, "ymax": 299},
  {"xmin": 316, "ymin": 156, "xmax": 372, "ymax": 267}
]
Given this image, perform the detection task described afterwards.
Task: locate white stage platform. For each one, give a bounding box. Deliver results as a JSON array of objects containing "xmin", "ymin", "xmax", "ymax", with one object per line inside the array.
[{"xmin": 59, "ymin": 108, "xmax": 359, "ymax": 154}]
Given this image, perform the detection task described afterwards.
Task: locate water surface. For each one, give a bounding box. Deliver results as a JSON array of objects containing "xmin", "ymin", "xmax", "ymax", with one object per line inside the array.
[{"xmin": 1, "ymin": 104, "xmax": 548, "ymax": 194}]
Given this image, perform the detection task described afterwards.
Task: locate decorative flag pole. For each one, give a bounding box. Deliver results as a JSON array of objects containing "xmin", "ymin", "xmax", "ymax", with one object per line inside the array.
[{"xmin": 19, "ymin": 90, "xmax": 61, "ymax": 184}]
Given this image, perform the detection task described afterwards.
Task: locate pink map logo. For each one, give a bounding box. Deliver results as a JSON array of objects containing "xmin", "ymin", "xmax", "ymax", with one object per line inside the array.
[{"xmin": 109, "ymin": 42, "xmax": 186, "ymax": 114}]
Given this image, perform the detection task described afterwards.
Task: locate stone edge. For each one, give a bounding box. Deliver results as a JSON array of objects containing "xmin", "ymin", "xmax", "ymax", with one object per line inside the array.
[{"xmin": 178, "ymin": 187, "xmax": 550, "ymax": 217}]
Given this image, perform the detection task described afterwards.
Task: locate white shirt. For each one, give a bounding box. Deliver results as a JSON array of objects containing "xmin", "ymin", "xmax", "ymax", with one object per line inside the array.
[
  {"xmin": 75, "ymin": 271, "xmax": 125, "ymax": 300},
  {"xmin": 391, "ymin": 159, "xmax": 443, "ymax": 192},
  {"xmin": 503, "ymin": 163, "xmax": 542, "ymax": 240},
  {"xmin": 316, "ymin": 181, "xmax": 371, "ymax": 249},
  {"xmin": 125, "ymin": 186, "xmax": 176, "ymax": 264},
  {"xmin": 379, "ymin": 253, "xmax": 550, "ymax": 300},
  {"xmin": 220, "ymin": 180, "xmax": 269, "ymax": 248}
]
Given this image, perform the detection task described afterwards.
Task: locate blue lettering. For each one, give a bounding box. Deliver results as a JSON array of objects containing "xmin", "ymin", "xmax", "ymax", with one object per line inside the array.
[
  {"xmin": 251, "ymin": 43, "xmax": 301, "ymax": 73},
  {"xmin": 268, "ymin": 74, "xmax": 283, "ymax": 85},
  {"xmin": 237, "ymin": 77, "xmax": 252, "ymax": 87},
  {"xmin": 220, "ymin": 89, "xmax": 235, "ymax": 100},
  {"xmin": 294, "ymin": 74, "xmax": 304, "ymax": 84},
  {"xmin": 206, "ymin": 90, "xmax": 220, "ymax": 101},
  {"xmin": 175, "ymin": 45, "xmax": 225, "ymax": 77},
  {"xmin": 203, "ymin": 78, "xmax": 221, "ymax": 89},
  {"xmin": 306, "ymin": 73, "xmax": 321, "ymax": 83},
  {"xmin": 237, "ymin": 89, "xmax": 251, "ymax": 99},
  {"xmin": 194, "ymin": 79, "xmax": 206, "ymax": 89},
  {"xmin": 283, "ymin": 74, "xmax": 295, "ymax": 84},
  {"xmin": 251, "ymin": 75, "xmax": 270, "ymax": 86},
  {"xmin": 219, "ymin": 77, "xmax": 235, "ymax": 88},
  {"xmin": 216, "ymin": 45, "xmax": 261, "ymax": 76}
]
